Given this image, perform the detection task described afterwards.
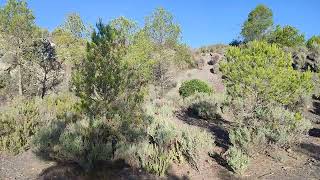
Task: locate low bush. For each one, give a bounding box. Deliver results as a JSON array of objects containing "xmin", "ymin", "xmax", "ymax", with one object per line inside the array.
[
  {"xmin": 144, "ymin": 101, "xmax": 214, "ymax": 170},
  {"xmin": 264, "ymin": 107, "xmax": 312, "ymax": 147},
  {"xmin": 33, "ymin": 97, "xmax": 214, "ymax": 175},
  {"xmin": 229, "ymin": 126, "xmax": 267, "ymax": 156},
  {"xmin": 114, "ymin": 100, "xmax": 215, "ymax": 176},
  {"xmin": 179, "ymin": 79, "xmax": 213, "ymax": 98},
  {"xmin": 228, "ymin": 98, "xmax": 311, "ymax": 147},
  {"xmin": 226, "ymin": 146, "xmax": 250, "ymax": 174},
  {"xmin": 183, "ymin": 92, "xmax": 227, "ymax": 120},
  {"xmin": 226, "ymin": 95, "xmax": 311, "ymax": 174},
  {"xmin": 0, "ymin": 97, "xmax": 41, "ymax": 154},
  {"xmin": 0, "ymin": 92, "xmax": 78, "ymax": 154},
  {"xmin": 189, "ymin": 101, "xmax": 219, "ymax": 120},
  {"xmin": 33, "ymin": 117, "xmax": 114, "ymax": 169}
]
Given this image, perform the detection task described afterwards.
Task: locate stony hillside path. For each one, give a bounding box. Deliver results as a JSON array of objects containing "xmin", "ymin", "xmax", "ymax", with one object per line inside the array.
[{"xmin": 165, "ymin": 54, "xmax": 225, "ymax": 105}]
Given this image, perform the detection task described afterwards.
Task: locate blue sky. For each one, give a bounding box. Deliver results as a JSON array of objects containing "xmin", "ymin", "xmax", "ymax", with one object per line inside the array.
[{"xmin": 1, "ymin": 0, "xmax": 319, "ymax": 47}]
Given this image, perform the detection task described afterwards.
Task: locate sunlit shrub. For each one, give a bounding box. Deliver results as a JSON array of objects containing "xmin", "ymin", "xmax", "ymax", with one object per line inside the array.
[
  {"xmin": 0, "ymin": 92, "xmax": 78, "ymax": 154},
  {"xmin": 220, "ymin": 41, "xmax": 313, "ymax": 108},
  {"xmin": 226, "ymin": 146, "xmax": 250, "ymax": 174},
  {"xmin": 114, "ymin": 101, "xmax": 215, "ymax": 176},
  {"xmin": 179, "ymin": 79, "xmax": 213, "ymax": 98},
  {"xmin": 0, "ymin": 97, "xmax": 40, "ymax": 154},
  {"xmin": 33, "ymin": 117, "xmax": 113, "ymax": 169}
]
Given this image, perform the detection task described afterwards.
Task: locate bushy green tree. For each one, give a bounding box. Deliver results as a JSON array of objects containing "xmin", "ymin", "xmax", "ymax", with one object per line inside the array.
[
  {"xmin": 61, "ymin": 13, "xmax": 92, "ymax": 39},
  {"xmin": 220, "ymin": 41, "xmax": 313, "ymax": 107},
  {"xmin": 144, "ymin": 7, "xmax": 194, "ymax": 97},
  {"xmin": 268, "ymin": 25, "xmax": 305, "ymax": 47},
  {"xmin": 51, "ymin": 14, "xmax": 90, "ymax": 89},
  {"xmin": 73, "ymin": 20, "xmax": 146, "ymax": 118},
  {"xmin": 145, "ymin": 7, "xmax": 181, "ymax": 48},
  {"xmin": 241, "ymin": 4, "xmax": 273, "ymax": 42}
]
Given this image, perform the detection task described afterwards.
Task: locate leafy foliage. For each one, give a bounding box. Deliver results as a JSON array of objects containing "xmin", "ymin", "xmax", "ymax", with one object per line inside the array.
[
  {"xmin": 61, "ymin": 13, "xmax": 92, "ymax": 39},
  {"xmin": 145, "ymin": 7, "xmax": 181, "ymax": 47},
  {"xmin": 0, "ymin": 92, "xmax": 78, "ymax": 154},
  {"xmin": 179, "ymin": 79, "xmax": 213, "ymax": 98},
  {"xmin": 33, "ymin": 117, "xmax": 114, "ymax": 169},
  {"xmin": 226, "ymin": 146, "xmax": 250, "ymax": 174},
  {"xmin": 220, "ymin": 41, "xmax": 313, "ymax": 107},
  {"xmin": 241, "ymin": 4, "xmax": 273, "ymax": 42},
  {"xmin": 120, "ymin": 100, "xmax": 215, "ymax": 175},
  {"xmin": 268, "ymin": 25, "xmax": 305, "ymax": 47},
  {"xmin": 0, "ymin": 98, "xmax": 40, "ymax": 154},
  {"xmin": 73, "ymin": 20, "xmax": 147, "ymax": 118},
  {"xmin": 306, "ymin": 35, "xmax": 320, "ymax": 50}
]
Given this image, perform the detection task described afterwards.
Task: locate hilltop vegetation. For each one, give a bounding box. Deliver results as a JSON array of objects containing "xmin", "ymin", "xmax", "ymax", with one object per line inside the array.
[{"xmin": 0, "ymin": 1, "xmax": 319, "ymax": 179}]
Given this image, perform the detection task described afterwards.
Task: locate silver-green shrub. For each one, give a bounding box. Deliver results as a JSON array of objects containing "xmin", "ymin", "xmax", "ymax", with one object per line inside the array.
[
  {"xmin": 0, "ymin": 92, "xmax": 78, "ymax": 154},
  {"xmin": 226, "ymin": 146, "xmax": 250, "ymax": 174}
]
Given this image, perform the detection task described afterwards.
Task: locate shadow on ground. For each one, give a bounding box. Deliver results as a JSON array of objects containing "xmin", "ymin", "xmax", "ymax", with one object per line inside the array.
[
  {"xmin": 175, "ymin": 109, "xmax": 234, "ymax": 173},
  {"xmin": 309, "ymin": 128, "xmax": 320, "ymax": 138},
  {"xmin": 176, "ymin": 110, "xmax": 232, "ymax": 150},
  {"xmin": 299, "ymin": 143, "xmax": 320, "ymax": 162},
  {"xmin": 39, "ymin": 160, "xmax": 191, "ymax": 180},
  {"xmin": 39, "ymin": 160, "xmax": 155, "ymax": 180}
]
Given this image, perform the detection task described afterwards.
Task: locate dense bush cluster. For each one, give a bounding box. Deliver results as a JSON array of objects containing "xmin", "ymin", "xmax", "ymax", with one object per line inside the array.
[
  {"xmin": 220, "ymin": 41, "xmax": 314, "ymax": 173},
  {"xmin": 0, "ymin": 92, "xmax": 78, "ymax": 154},
  {"xmin": 115, "ymin": 100, "xmax": 214, "ymax": 176},
  {"xmin": 220, "ymin": 41, "xmax": 313, "ymax": 108}
]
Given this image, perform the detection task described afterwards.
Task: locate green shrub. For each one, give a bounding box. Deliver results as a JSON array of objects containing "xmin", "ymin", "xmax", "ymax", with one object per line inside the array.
[
  {"xmin": 306, "ymin": 35, "xmax": 320, "ymax": 49},
  {"xmin": 226, "ymin": 146, "xmax": 250, "ymax": 174},
  {"xmin": 189, "ymin": 101, "xmax": 219, "ymax": 120},
  {"xmin": 145, "ymin": 101, "xmax": 214, "ymax": 164},
  {"xmin": 0, "ymin": 98, "xmax": 40, "ymax": 154},
  {"xmin": 33, "ymin": 117, "xmax": 114, "ymax": 169},
  {"xmin": 268, "ymin": 25, "xmax": 305, "ymax": 47},
  {"xmin": 179, "ymin": 79, "xmax": 213, "ymax": 98},
  {"xmin": 138, "ymin": 143, "xmax": 174, "ymax": 176},
  {"xmin": 174, "ymin": 44, "xmax": 196, "ymax": 69},
  {"xmin": 229, "ymin": 126, "xmax": 266, "ymax": 156},
  {"xmin": 220, "ymin": 41, "xmax": 313, "ymax": 108},
  {"xmin": 183, "ymin": 92, "xmax": 227, "ymax": 120},
  {"xmin": 114, "ymin": 101, "xmax": 215, "ymax": 176},
  {"xmin": 0, "ymin": 92, "xmax": 78, "ymax": 154},
  {"xmin": 265, "ymin": 107, "xmax": 312, "ymax": 147},
  {"xmin": 228, "ymin": 99, "xmax": 312, "ymax": 153}
]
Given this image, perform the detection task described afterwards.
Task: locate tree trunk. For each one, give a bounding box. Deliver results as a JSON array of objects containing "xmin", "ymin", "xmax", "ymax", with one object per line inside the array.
[
  {"xmin": 41, "ymin": 71, "xmax": 47, "ymax": 99},
  {"xmin": 18, "ymin": 64, "xmax": 23, "ymax": 96}
]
